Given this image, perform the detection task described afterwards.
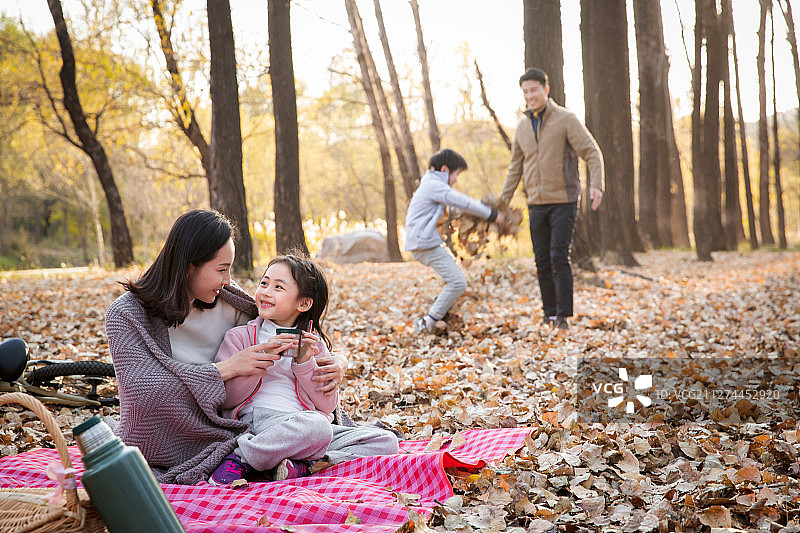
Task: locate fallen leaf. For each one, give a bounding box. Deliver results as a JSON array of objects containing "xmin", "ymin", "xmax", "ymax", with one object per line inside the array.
[
  {"xmin": 733, "ymin": 466, "xmax": 762, "ymax": 483},
  {"xmin": 424, "ymin": 433, "xmax": 444, "ymax": 451},
  {"xmin": 577, "ymin": 496, "xmax": 605, "ymax": 517},
  {"xmin": 449, "ymin": 431, "xmax": 467, "ymax": 449},
  {"xmin": 697, "ymin": 505, "xmax": 732, "ymax": 528}
]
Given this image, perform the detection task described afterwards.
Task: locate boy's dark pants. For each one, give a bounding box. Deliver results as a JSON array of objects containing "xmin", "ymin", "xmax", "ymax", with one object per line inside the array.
[{"xmin": 529, "ymin": 202, "xmax": 577, "ymax": 318}]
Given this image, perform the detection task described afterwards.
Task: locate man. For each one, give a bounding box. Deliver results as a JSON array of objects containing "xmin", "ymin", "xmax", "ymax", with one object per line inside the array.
[{"xmin": 499, "ymin": 68, "xmax": 604, "ymax": 331}]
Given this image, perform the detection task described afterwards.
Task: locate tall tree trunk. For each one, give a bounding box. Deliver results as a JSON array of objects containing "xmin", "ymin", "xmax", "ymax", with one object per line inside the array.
[
  {"xmin": 0, "ymin": 180, "xmax": 9, "ymax": 249},
  {"xmin": 345, "ymin": 0, "xmax": 402, "ymax": 261},
  {"xmin": 702, "ymin": 0, "xmax": 727, "ymax": 251},
  {"xmin": 352, "ymin": 1, "xmax": 413, "ymax": 203},
  {"xmin": 581, "ymin": 0, "xmax": 640, "ymax": 266},
  {"xmin": 80, "ymin": 207, "xmax": 89, "ymax": 264},
  {"xmin": 523, "ymin": 0, "xmax": 565, "ymax": 106},
  {"xmin": 373, "ymin": 0, "xmax": 420, "ymax": 194},
  {"xmin": 151, "ymin": 0, "xmax": 211, "ymax": 178},
  {"xmin": 208, "ymin": 0, "xmax": 253, "ymax": 270},
  {"xmin": 757, "ymin": 0, "xmax": 775, "ymax": 245},
  {"xmin": 720, "ymin": 0, "xmax": 743, "ymax": 247},
  {"xmin": 88, "ymin": 180, "xmax": 105, "ymax": 268},
  {"xmin": 666, "ymin": 104, "xmax": 691, "ymax": 248},
  {"xmin": 728, "ymin": 0, "xmax": 759, "ymax": 249},
  {"xmin": 410, "ymin": 0, "xmax": 440, "ymax": 153},
  {"xmin": 47, "ymin": 0, "xmax": 133, "ymax": 267},
  {"xmin": 778, "ymin": 0, "xmax": 800, "ymax": 237},
  {"xmin": 692, "ymin": 0, "xmax": 712, "ymax": 260},
  {"xmin": 634, "ymin": 0, "xmax": 673, "ymax": 248},
  {"xmin": 524, "ymin": 0, "xmax": 597, "ymax": 270},
  {"xmin": 771, "ymin": 9, "xmax": 788, "ymax": 249},
  {"xmin": 267, "ymin": 0, "xmax": 308, "ymax": 256},
  {"xmin": 63, "ymin": 201, "xmax": 70, "ymax": 248},
  {"xmin": 722, "ymin": 48, "xmax": 743, "ymax": 250}
]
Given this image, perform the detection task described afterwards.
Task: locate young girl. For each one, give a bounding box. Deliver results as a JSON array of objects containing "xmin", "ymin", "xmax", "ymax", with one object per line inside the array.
[{"xmin": 210, "ymin": 252, "xmax": 399, "ymax": 485}]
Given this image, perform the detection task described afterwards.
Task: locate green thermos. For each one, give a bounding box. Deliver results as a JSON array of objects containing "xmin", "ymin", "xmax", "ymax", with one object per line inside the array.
[{"xmin": 73, "ymin": 416, "xmax": 185, "ymax": 533}]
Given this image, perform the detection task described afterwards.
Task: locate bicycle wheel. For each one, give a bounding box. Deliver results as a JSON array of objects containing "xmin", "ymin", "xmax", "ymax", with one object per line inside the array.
[
  {"xmin": 26, "ymin": 361, "xmax": 115, "ymax": 385},
  {"xmin": 25, "ymin": 361, "xmax": 117, "ymax": 406}
]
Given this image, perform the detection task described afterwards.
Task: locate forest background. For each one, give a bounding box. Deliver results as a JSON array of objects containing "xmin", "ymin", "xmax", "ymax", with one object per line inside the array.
[{"xmin": 0, "ymin": 0, "xmax": 799, "ymax": 272}]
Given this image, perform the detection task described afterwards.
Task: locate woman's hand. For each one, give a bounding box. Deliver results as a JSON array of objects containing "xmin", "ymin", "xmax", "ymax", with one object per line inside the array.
[
  {"xmin": 312, "ymin": 353, "xmax": 348, "ymax": 396},
  {"xmin": 214, "ymin": 341, "xmax": 282, "ymax": 381}
]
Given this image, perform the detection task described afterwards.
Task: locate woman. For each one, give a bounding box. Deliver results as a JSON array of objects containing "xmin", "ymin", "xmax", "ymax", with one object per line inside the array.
[{"xmin": 105, "ymin": 209, "xmax": 348, "ymax": 484}]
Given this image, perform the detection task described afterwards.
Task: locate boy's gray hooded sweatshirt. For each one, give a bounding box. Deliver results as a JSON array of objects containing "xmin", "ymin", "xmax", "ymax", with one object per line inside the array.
[{"xmin": 404, "ymin": 170, "xmax": 494, "ymax": 252}]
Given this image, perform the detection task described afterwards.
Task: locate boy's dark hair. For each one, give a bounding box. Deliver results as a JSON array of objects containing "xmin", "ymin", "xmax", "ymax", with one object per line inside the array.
[
  {"xmin": 519, "ymin": 67, "xmax": 549, "ymax": 87},
  {"xmin": 267, "ymin": 250, "xmax": 332, "ymax": 349},
  {"xmin": 428, "ymin": 148, "xmax": 468, "ymax": 173},
  {"xmin": 122, "ymin": 209, "xmax": 236, "ymax": 327}
]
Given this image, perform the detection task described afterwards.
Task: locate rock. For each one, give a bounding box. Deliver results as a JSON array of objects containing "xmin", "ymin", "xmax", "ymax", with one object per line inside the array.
[{"xmin": 318, "ymin": 231, "xmax": 390, "ymax": 264}]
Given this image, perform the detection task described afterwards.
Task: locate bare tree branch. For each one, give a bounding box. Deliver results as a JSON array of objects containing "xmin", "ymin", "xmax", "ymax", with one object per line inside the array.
[
  {"xmin": 150, "ymin": 0, "xmax": 210, "ymax": 173},
  {"xmin": 475, "ymin": 60, "xmax": 511, "ymax": 151},
  {"xmin": 24, "ymin": 28, "xmax": 80, "ymax": 147},
  {"xmin": 121, "ymin": 142, "xmax": 206, "ymax": 180}
]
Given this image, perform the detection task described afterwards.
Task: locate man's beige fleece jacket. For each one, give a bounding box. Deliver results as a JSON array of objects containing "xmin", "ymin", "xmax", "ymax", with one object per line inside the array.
[{"xmin": 500, "ymin": 99, "xmax": 604, "ymax": 206}]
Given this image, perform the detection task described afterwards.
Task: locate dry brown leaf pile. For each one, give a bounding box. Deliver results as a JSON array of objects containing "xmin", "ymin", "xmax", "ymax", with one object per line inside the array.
[
  {"xmin": 437, "ymin": 195, "xmax": 524, "ymax": 263},
  {"xmin": 1, "ymin": 250, "xmax": 798, "ymax": 532}
]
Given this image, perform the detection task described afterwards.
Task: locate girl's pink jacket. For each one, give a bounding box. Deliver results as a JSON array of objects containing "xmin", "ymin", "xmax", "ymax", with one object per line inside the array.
[{"xmin": 213, "ymin": 316, "xmax": 339, "ymax": 420}]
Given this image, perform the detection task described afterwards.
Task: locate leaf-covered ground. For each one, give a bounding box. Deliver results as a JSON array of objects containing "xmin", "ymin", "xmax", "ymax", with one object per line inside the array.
[{"xmin": 1, "ymin": 250, "xmax": 799, "ymax": 532}]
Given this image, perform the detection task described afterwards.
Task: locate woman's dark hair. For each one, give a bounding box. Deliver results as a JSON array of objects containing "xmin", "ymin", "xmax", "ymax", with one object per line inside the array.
[
  {"xmin": 519, "ymin": 67, "xmax": 549, "ymax": 87},
  {"xmin": 428, "ymin": 148, "xmax": 468, "ymax": 173},
  {"xmin": 122, "ymin": 209, "xmax": 235, "ymax": 327},
  {"xmin": 267, "ymin": 250, "xmax": 331, "ymax": 349}
]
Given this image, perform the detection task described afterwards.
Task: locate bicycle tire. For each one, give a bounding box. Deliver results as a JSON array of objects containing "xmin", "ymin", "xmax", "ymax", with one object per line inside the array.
[{"xmin": 26, "ymin": 361, "xmax": 116, "ymax": 385}]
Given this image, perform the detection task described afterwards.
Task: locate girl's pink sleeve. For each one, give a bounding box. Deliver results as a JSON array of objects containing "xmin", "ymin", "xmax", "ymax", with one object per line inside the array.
[
  {"xmin": 292, "ymin": 340, "xmax": 339, "ymax": 416},
  {"xmin": 215, "ymin": 327, "xmax": 261, "ymax": 410}
]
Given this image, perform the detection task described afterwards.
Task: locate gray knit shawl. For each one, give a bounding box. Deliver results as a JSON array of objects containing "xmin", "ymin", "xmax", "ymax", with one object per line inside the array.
[{"xmin": 104, "ymin": 284, "xmax": 257, "ymax": 485}]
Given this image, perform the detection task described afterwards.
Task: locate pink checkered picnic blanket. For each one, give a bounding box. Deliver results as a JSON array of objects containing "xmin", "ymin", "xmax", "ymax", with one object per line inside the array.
[{"xmin": 0, "ymin": 427, "xmax": 530, "ymax": 532}]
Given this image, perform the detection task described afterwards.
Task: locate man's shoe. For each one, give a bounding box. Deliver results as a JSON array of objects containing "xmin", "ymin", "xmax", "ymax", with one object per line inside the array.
[
  {"xmin": 209, "ymin": 453, "xmax": 252, "ymax": 486},
  {"xmin": 542, "ymin": 316, "xmax": 555, "ymax": 328},
  {"xmin": 554, "ymin": 316, "xmax": 569, "ymax": 331},
  {"xmin": 273, "ymin": 458, "xmax": 313, "ymax": 481}
]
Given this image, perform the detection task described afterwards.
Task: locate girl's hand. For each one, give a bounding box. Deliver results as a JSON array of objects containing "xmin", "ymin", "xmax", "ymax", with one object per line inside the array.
[
  {"xmin": 215, "ymin": 341, "xmax": 281, "ymax": 381},
  {"xmin": 268, "ymin": 333, "xmax": 304, "ymax": 360},
  {"xmin": 312, "ymin": 353, "xmax": 348, "ymax": 396},
  {"xmin": 294, "ymin": 331, "xmax": 321, "ymax": 364}
]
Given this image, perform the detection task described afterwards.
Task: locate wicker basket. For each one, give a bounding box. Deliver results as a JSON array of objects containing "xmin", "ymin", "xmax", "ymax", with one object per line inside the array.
[{"xmin": 0, "ymin": 392, "xmax": 107, "ymax": 533}]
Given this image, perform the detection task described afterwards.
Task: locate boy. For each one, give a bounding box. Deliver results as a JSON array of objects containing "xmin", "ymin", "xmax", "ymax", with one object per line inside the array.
[{"xmin": 405, "ymin": 148, "xmax": 505, "ymax": 333}]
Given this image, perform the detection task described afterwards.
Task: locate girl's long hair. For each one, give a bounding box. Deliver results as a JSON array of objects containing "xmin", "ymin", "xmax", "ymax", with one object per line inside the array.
[
  {"xmin": 121, "ymin": 209, "xmax": 235, "ymax": 327},
  {"xmin": 268, "ymin": 251, "xmax": 331, "ymax": 349}
]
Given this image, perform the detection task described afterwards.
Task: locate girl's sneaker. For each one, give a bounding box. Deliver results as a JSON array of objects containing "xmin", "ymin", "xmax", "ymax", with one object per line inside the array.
[
  {"xmin": 209, "ymin": 453, "xmax": 253, "ymax": 486},
  {"xmin": 273, "ymin": 458, "xmax": 313, "ymax": 481}
]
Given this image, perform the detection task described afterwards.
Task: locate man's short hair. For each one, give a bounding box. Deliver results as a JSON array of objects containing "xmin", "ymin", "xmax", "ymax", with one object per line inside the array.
[{"xmin": 519, "ymin": 68, "xmax": 549, "ymax": 87}]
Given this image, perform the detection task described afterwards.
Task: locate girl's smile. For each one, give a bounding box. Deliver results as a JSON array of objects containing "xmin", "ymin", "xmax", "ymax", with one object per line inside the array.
[{"xmin": 255, "ymin": 262, "xmax": 311, "ymax": 327}]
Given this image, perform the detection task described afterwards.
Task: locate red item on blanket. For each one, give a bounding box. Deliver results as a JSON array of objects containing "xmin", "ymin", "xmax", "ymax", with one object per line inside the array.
[{"xmin": 0, "ymin": 427, "xmax": 531, "ymax": 532}]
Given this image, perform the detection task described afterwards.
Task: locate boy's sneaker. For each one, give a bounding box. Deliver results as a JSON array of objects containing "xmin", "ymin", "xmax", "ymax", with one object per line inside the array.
[
  {"xmin": 209, "ymin": 453, "xmax": 252, "ymax": 486},
  {"xmin": 273, "ymin": 458, "xmax": 313, "ymax": 481},
  {"xmin": 413, "ymin": 317, "xmax": 429, "ymax": 333}
]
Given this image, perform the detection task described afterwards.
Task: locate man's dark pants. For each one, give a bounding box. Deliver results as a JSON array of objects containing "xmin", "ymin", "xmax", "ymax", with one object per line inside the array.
[{"xmin": 528, "ymin": 202, "xmax": 577, "ymax": 318}]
